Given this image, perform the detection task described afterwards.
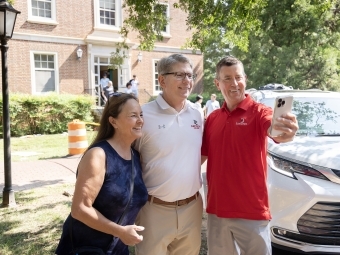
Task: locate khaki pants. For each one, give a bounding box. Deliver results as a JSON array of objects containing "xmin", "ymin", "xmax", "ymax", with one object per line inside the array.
[
  {"xmin": 207, "ymin": 214, "xmax": 271, "ymax": 255},
  {"xmin": 135, "ymin": 194, "xmax": 203, "ymax": 255}
]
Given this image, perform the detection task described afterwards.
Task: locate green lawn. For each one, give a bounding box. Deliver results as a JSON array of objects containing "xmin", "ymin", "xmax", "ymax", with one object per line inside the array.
[
  {"xmin": 0, "ymin": 131, "xmax": 97, "ymax": 162},
  {"xmin": 0, "ymin": 183, "xmax": 73, "ymax": 255}
]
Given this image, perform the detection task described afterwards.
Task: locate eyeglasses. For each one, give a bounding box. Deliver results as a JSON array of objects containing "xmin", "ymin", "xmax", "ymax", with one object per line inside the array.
[{"xmin": 162, "ymin": 72, "xmax": 197, "ymax": 81}]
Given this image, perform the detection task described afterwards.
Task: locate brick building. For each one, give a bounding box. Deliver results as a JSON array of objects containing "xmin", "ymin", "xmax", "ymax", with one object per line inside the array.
[{"xmin": 4, "ymin": 0, "xmax": 203, "ymax": 105}]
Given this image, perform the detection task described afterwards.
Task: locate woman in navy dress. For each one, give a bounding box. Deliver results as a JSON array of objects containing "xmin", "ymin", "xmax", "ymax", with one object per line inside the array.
[{"xmin": 56, "ymin": 93, "xmax": 148, "ymax": 255}]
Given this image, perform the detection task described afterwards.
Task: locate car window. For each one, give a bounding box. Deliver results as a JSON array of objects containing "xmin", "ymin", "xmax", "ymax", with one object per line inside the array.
[{"xmin": 262, "ymin": 97, "xmax": 340, "ymax": 135}]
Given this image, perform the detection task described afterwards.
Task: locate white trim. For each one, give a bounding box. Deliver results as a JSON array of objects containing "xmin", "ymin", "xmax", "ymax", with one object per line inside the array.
[
  {"xmin": 30, "ymin": 50, "xmax": 59, "ymax": 94},
  {"xmin": 160, "ymin": 2, "xmax": 170, "ymax": 35},
  {"xmin": 93, "ymin": 0, "xmax": 122, "ymax": 31},
  {"xmin": 128, "ymin": 43, "xmax": 202, "ymax": 55},
  {"xmin": 26, "ymin": 19, "xmax": 58, "ymax": 25},
  {"xmin": 13, "ymin": 32, "xmax": 85, "ymax": 45},
  {"xmin": 152, "ymin": 59, "xmax": 162, "ymax": 96},
  {"xmin": 27, "ymin": 0, "xmax": 57, "ymax": 24},
  {"xmin": 85, "ymin": 30, "xmax": 128, "ymax": 46},
  {"xmin": 161, "ymin": 32, "xmax": 172, "ymax": 39},
  {"xmin": 12, "ymin": 35, "xmax": 201, "ymax": 55},
  {"xmin": 153, "ymin": 45, "xmax": 202, "ymax": 54}
]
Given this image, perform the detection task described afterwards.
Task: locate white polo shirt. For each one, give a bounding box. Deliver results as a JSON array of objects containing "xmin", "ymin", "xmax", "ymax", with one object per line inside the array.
[
  {"xmin": 135, "ymin": 94, "xmax": 203, "ymax": 202},
  {"xmin": 206, "ymin": 99, "xmax": 220, "ymax": 117}
]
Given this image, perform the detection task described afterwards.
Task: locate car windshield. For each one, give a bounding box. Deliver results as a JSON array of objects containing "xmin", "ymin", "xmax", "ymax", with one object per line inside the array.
[{"xmin": 262, "ymin": 96, "xmax": 340, "ymax": 135}]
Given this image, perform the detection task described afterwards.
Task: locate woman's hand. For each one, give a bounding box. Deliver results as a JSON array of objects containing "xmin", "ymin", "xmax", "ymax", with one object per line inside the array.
[{"xmin": 118, "ymin": 225, "xmax": 145, "ymax": 246}]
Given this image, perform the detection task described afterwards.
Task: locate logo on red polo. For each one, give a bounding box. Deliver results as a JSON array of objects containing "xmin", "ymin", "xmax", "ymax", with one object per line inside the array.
[{"xmin": 236, "ymin": 118, "xmax": 247, "ymax": 125}]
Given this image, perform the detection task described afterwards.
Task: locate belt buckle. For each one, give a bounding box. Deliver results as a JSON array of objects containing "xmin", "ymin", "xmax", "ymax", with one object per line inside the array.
[{"xmin": 177, "ymin": 198, "xmax": 187, "ymax": 206}]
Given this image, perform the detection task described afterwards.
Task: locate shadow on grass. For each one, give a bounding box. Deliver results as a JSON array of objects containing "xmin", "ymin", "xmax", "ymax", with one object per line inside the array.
[
  {"xmin": 0, "ymin": 217, "xmax": 65, "ymax": 255},
  {"xmin": 0, "ymin": 197, "xmax": 71, "ymax": 255}
]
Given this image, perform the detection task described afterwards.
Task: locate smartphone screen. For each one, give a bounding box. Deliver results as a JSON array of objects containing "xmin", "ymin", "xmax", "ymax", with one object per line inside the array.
[{"xmin": 269, "ymin": 95, "xmax": 293, "ymax": 137}]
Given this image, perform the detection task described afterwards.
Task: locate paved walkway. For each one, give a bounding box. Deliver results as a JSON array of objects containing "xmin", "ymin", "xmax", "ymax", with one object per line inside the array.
[
  {"xmin": 0, "ymin": 155, "xmax": 82, "ymax": 192},
  {"xmin": 0, "ymin": 156, "xmax": 208, "ymax": 207}
]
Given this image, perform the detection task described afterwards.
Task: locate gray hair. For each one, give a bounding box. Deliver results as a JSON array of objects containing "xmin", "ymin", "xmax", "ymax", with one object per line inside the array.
[{"xmin": 158, "ymin": 54, "xmax": 193, "ymax": 74}]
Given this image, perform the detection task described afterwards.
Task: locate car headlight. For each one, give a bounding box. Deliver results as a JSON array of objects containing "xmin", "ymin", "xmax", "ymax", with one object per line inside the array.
[{"xmin": 268, "ymin": 154, "xmax": 329, "ymax": 180}]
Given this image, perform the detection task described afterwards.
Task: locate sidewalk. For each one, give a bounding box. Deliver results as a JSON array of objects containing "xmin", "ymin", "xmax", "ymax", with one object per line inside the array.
[
  {"xmin": 0, "ymin": 157, "xmax": 207, "ymax": 208},
  {"xmin": 0, "ymin": 155, "xmax": 82, "ymax": 193}
]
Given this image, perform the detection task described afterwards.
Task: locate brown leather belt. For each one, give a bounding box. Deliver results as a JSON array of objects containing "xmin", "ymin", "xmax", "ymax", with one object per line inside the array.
[{"xmin": 148, "ymin": 191, "xmax": 199, "ymax": 206}]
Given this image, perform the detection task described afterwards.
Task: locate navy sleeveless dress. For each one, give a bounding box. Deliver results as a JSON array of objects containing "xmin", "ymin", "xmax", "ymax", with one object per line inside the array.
[{"xmin": 55, "ymin": 140, "xmax": 148, "ymax": 255}]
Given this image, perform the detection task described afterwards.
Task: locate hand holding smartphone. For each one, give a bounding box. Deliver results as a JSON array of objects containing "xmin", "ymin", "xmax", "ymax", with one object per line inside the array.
[{"xmin": 269, "ymin": 95, "xmax": 294, "ymax": 137}]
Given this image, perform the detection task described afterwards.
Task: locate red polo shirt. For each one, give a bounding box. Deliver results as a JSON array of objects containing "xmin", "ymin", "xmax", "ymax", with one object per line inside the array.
[{"xmin": 201, "ymin": 95, "xmax": 273, "ymax": 220}]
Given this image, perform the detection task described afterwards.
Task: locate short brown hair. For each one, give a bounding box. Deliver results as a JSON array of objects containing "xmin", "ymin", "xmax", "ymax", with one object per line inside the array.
[{"xmin": 215, "ymin": 56, "xmax": 245, "ymax": 79}]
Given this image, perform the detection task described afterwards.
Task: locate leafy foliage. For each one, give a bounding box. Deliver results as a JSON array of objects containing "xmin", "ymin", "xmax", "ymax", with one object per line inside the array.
[
  {"xmin": 0, "ymin": 94, "xmax": 95, "ymax": 137},
  {"xmin": 122, "ymin": 1, "xmax": 340, "ymax": 92},
  {"xmin": 123, "ymin": 0, "xmax": 267, "ymax": 52},
  {"xmin": 122, "ymin": 0, "xmax": 340, "ymax": 93},
  {"xmin": 110, "ymin": 41, "xmax": 130, "ymax": 69},
  {"xmin": 122, "ymin": 0, "xmax": 169, "ymax": 51},
  {"xmin": 204, "ymin": 0, "xmax": 340, "ymax": 92}
]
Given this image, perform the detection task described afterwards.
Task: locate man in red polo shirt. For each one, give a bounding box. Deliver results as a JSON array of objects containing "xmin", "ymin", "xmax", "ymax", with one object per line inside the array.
[{"xmin": 201, "ymin": 56, "xmax": 298, "ymax": 255}]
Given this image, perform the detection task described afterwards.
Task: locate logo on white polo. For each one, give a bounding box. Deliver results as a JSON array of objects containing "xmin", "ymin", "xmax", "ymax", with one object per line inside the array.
[
  {"xmin": 191, "ymin": 120, "xmax": 201, "ymax": 129},
  {"xmin": 158, "ymin": 124, "xmax": 166, "ymax": 129},
  {"xmin": 236, "ymin": 118, "xmax": 247, "ymax": 125}
]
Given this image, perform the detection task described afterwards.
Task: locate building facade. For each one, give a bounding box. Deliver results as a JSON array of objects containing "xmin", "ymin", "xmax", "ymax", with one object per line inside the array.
[{"xmin": 4, "ymin": 0, "xmax": 203, "ymax": 105}]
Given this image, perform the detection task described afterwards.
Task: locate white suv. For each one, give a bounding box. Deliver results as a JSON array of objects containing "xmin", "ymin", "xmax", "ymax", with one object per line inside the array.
[{"xmin": 249, "ymin": 89, "xmax": 340, "ymax": 254}]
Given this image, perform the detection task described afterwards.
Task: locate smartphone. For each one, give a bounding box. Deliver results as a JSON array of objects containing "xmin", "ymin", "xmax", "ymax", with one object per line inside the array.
[{"xmin": 269, "ymin": 95, "xmax": 293, "ymax": 137}]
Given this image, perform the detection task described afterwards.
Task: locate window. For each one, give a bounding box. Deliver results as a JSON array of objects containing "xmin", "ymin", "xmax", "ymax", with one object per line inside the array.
[
  {"xmin": 94, "ymin": 0, "xmax": 122, "ymax": 30},
  {"xmin": 153, "ymin": 60, "xmax": 162, "ymax": 93},
  {"xmin": 27, "ymin": 0, "xmax": 57, "ymax": 24},
  {"xmin": 100, "ymin": 0, "xmax": 115, "ymax": 26},
  {"xmin": 31, "ymin": 52, "xmax": 58, "ymax": 94},
  {"xmin": 32, "ymin": 0, "xmax": 51, "ymax": 18},
  {"xmin": 155, "ymin": 3, "xmax": 170, "ymax": 36}
]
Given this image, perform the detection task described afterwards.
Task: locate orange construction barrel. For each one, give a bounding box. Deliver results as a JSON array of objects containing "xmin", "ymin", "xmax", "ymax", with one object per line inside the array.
[{"xmin": 68, "ymin": 119, "xmax": 88, "ymax": 155}]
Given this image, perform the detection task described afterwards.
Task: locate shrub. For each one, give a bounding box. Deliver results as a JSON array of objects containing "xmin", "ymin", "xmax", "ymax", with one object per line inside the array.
[{"xmin": 0, "ymin": 93, "xmax": 95, "ymax": 137}]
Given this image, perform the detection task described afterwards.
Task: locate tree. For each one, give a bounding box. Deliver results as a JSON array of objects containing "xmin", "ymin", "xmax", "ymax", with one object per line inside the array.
[
  {"xmin": 202, "ymin": 0, "xmax": 340, "ymax": 91},
  {"xmin": 122, "ymin": 0, "xmax": 268, "ymax": 52},
  {"xmin": 231, "ymin": 0, "xmax": 340, "ymax": 90},
  {"xmin": 122, "ymin": 0, "xmax": 340, "ymax": 92}
]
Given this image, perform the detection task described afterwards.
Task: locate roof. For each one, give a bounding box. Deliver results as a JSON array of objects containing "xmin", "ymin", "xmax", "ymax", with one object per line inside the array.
[{"xmin": 247, "ymin": 89, "xmax": 340, "ymax": 102}]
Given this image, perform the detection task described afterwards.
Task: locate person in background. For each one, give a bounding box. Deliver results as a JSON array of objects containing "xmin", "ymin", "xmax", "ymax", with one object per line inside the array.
[
  {"xmin": 99, "ymin": 73, "xmax": 110, "ymax": 105},
  {"xmin": 134, "ymin": 54, "xmax": 204, "ymax": 255},
  {"xmin": 205, "ymin": 93, "xmax": 220, "ymax": 119},
  {"xmin": 55, "ymin": 93, "xmax": 148, "ymax": 255},
  {"xmin": 125, "ymin": 82, "xmax": 133, "ymax": 94},
  {"xmin": 100, "ymin": 73, "xmax": 110, "ymax": 90},
  {"xmin": 103, "ymin": 80, "xmax": 114, "ymax": 103},
  {"xmin": 194, "ymin": 95, "xmax": 205, "ymax": 115},
  {"xmin": 130, "ymin": 75, "xmax": 139, "ymax": 97},
  {"xmin": 195, "ymin": 95, "xmax": 203, "ymax": 108},
  {"xmin": 201, "ymin": 56, "xmax": 298, "ymax": 255}
]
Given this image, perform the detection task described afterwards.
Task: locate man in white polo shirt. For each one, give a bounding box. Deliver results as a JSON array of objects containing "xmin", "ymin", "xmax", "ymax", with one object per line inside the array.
[{"xmin": 134, "ymin": 54, "xmax": 204, "ymax": 255}]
